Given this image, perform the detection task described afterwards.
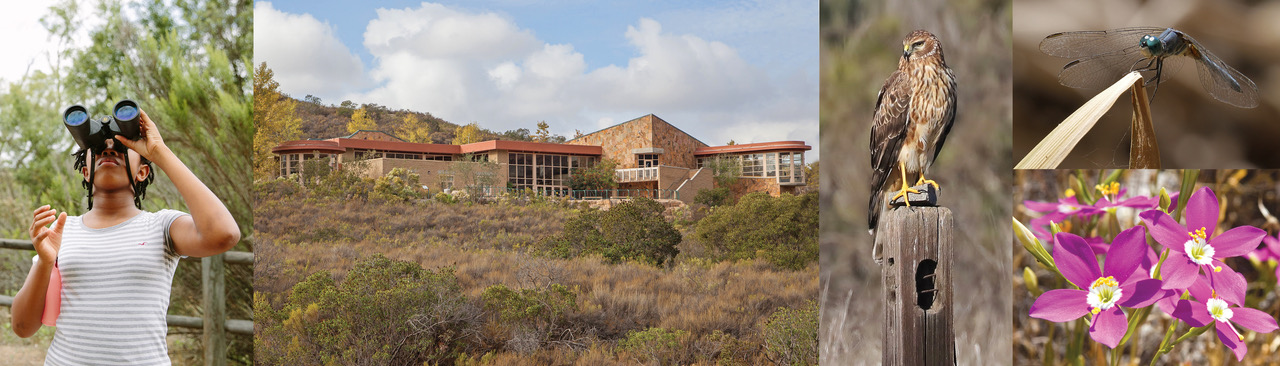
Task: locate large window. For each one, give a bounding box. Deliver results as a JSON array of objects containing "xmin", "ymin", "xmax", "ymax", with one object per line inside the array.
[
  {"xmin": 278, "ymin": 153, "xmax": 333, "ymax": 178},
  {"xmin": 777, "ymin": 152, "xmax": 805, "ymax": 183},
  {"xmin": 508, "ymin": 152, "xmax": 595, "ymax": 194},
  {"xmin": 742, "ymin": 153, "xmax": 764, "ymax": 177}
]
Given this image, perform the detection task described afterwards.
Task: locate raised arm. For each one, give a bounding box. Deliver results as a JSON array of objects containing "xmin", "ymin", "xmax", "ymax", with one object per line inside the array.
[
  {"xmin": 12, "ymin": 206, "xmax": 66, "ymax": 337},
  {"xmin": 116, "ymin": 110, "xmax": 240, "ymax": 257}
]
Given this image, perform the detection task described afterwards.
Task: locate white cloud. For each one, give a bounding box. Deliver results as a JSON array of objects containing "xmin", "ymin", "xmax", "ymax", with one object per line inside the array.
[
  {"xmin": 364, "ymin": 3, "xmax": 540, "ymax": 61},
  {"xmin": 253, "ymin": 2, "xmax": 365, "ymax": 99},
  {"xmin": 0, "ymin": 1, "xmax": 103, "ymax": 86}
]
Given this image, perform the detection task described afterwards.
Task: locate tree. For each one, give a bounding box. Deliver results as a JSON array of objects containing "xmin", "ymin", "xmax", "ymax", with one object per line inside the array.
[
  {"xmin": 726, "ymin": 140, "xmax": 736, "ymax": 145},
  {"xmin": 573, "ymin": 129, "xmax": 584, "ymax": 139},
  {"xmin": 347, "ymin": 107, "xmax": 377, "ymax": 134},
  {"xmin": 303, "ymin": 94, "xmax": 322, "ymax": 105},
  {"xmin": 804, "ymin": 161, "xmax": 819, "ymax": 186},
  {"xmin": 539, "ymin": 197, "xmax": 680, "ymax": 266},
  {"xmin": 534, "ymin": 121, "xmax": 551, "ymax": 142},
  {"xmin": 693, "ymin": 192, "xmax": 819, "ymax": 270},
  {"xmin": 501, "ymin": 128, "xmax": 532, "ymax": 141},
  {"xmin": 396, "ymin": 114, "xmax": 434, "ymax": 143},
  {"xmin": 253, "ymin": 62, "xmax": 302, "ymax": 180},
  {"xmin": 703, "ymin": 155, "xmax": 742, "ymax": 187},
  {"xmin": 452, "ymin": 122, "xmax": 484, "ymax": 144},
  {"xmin": 565, "ymin": 159, "xmax": 617, "ymax": 191}
]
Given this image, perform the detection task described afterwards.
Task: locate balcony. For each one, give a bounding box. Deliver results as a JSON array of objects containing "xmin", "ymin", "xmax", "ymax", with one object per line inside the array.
[{"xmin": 616, "ymin": 167, "xmax": 659, "ymax": 183}]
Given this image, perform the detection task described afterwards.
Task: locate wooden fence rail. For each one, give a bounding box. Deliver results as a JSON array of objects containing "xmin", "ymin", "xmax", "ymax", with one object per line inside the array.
[{"xmin": 0, "ymin": 238, "xmax": 252, "ymax": 366}]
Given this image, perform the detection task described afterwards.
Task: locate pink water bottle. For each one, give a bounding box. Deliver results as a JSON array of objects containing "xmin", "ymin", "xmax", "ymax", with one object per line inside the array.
[{"xmin": 41, "ymin": 264, "xmax": 61, "ymax": 326}]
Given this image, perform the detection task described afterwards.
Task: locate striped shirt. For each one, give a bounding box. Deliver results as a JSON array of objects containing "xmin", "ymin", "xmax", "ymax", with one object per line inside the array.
[{"xmin": 38, "ymin": 209, "xmax": 187, "ymax": 366}]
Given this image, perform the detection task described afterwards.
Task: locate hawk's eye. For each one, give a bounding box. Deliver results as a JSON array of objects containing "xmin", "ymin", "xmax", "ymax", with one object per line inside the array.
[{"xmin": 912, "ymin": 40, "xmax": 925, "ymax": 49}]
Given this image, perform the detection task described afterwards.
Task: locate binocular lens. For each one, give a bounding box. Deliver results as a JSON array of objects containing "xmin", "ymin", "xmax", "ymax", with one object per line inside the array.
[
  {"xmin": 64, "ymin": 109, "xmax": 89, "ymax": 126},
  {"xmin": 114, "ymin": 105, "xmax": 139, "ymax": 121}
]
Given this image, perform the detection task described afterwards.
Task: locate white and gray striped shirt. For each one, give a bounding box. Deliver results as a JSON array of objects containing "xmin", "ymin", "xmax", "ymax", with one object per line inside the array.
[{"xmin": 38, "ymin": 209, "xmax": 187, "ymax": 366}]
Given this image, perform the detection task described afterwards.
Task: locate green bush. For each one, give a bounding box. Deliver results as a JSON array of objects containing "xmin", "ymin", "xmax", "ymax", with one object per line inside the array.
[
  {"xmin": 538, "ymin": 197, "xmax": 680, "ymax": 266},
  {"xmin": 373, "ymin": 167, "xmax": 424, "ymax": 202},
  {"xmin": 435, "ymin": 191, "xmax": 458, "ymax": 204},
  {"xmin": 692, "ymin": 192, "xmax": 818, "ymax": 270},
  {"xmin": 565, "ymin": 159, "xmax": 618, "ymax": 191},
  {"xmin": 480, "ymin": 283, "xmax": 578, "ymax": 353},
  {"xmin": 693, "ymin": 187, "xmax": 732, "ymax": 207},
  {"xmin": 619, "ymin": 327, "xmax": 690, "ymax": 365},
  {"xmin": 761, "ymin": 301, "xmax": 818, "ymax": 366},
  {"xmin": 255, "ymin": 254, "xmax": 476, "ymax": 365}
]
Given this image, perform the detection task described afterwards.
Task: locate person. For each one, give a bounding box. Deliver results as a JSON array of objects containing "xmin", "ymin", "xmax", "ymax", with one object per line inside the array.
[{"xmin": 11, "ymin": 109, "xmax": 240, "ymax": 365}]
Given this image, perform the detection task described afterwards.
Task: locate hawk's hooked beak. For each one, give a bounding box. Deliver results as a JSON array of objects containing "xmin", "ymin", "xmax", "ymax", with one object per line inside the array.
[{"xmin": 902, "ymin": 44, "xmax": 911, "ymax": 59}]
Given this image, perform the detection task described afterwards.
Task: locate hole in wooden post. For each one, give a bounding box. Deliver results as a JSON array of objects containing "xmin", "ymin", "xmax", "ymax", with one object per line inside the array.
[{"xmin": 915, "ymin": 259, "xmax": 937, "ymax": 310}]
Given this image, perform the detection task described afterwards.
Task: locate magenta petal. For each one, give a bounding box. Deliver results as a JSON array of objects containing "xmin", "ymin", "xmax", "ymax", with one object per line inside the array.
[
  {"xmin": 1184, "ymin": 187, "xmax": 1219, "ymax": 237},
  {"xmin": 1139, "ymin": 210, "xmax": 1189, "ymax": 253},
  {"xmin": 1209, "ymin": 264, "xmax": 1247, "ymax": 305},
  {"xmin": 1187, "ymin": 275, "xmax": 1214, "ymax": 303},
  {"xmin": 1103, "ymin": 226, "xmax": 1147, "ymax": 283},
  {"xmin": 1118, "ymin": 279, "xmax": 1169, "ymax": 308},
  {"xmin": 1089, "ymin": 306, "xmax": 1127, "ymax": 349},
  {"xmin": 1055, "ymin": 232, "xmax": 1101, "ymax": 288},
  {"xmin": 1159, "ymin": 252, "xmax": 1199, "ymax": 290},
  {"xmin": 1025, "ymin": 200, "xmax": 1063, "ymax": 213},
  {"xmin": 1217, "ymin": 322, "xmax": 1247, "ymax": 362},
  {"xmin": 1209, "ymin": 225, "xmax": 1266, "ymax": 259},
  {"xmin": 1231, "ymin": 307, "xmax": 1279, "ymax": 334},
  {"xmin": 1171, "ymin": 299, "xmax": 1212, "ymax": 327},
  {"xmin": 1029, "ymin": 289, "xmax": 1090, "ymax": 322},
  {"xmin": 1155, "ymin": 295, "xmax": 1180, "ymax": 317}
]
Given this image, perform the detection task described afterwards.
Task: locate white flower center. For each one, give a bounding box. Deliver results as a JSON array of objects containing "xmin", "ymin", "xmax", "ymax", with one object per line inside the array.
[
  {"xmin": 1058, "ymin": 204, "xmax": 1078, "ymax": 214},
  {"xmin": 1184, "ymin": 228, "xmax": 1214, "ymax": 265},
  {"xmin": 1207, "ymin": 298, "xmax": 1234, "ymax": 323},
  {"xmin": 1086, "ymin": 276, "xmax": 1122, "ymax": 314}
]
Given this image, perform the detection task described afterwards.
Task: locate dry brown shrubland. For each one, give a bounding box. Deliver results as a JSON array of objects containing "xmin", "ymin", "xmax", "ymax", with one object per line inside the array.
[{"xmin": 255, "ymin": 196, "xmax": 817, "ymax": 364}]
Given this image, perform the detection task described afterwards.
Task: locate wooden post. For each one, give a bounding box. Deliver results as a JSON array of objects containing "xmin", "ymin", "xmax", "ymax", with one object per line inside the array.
[
  {"xmin": 203, "ymin": 254, "xmax": 227, "ymax": 366},
  {"xmin": 878, "ymin": 204, "xmax": 955, "ymax": 365}
]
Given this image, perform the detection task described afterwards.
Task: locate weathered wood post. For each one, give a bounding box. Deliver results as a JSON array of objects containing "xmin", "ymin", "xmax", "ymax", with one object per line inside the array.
[
  {"xmin": 877, "ymin": 186, "xmax": 955, "ymax": 365},
  {"xmin": 203, "ymin": 254, "xmax": 227, "ymax": 366}
]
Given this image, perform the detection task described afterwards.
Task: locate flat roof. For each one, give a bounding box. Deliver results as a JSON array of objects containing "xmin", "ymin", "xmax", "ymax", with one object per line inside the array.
[
  {"xmin": 694, "ymin": 141, "xmax": 812, "ymax": 156},
  {"xmin": 461, "ymin": 140, "xmax": 602, "ymax": 155},
  {"xmin": 271, "ymin": 140, "xmax": 346, "ymax": 154},
  {"xmin": 329, "ymin": 138, "xmax": 462, "ymax": 155}
]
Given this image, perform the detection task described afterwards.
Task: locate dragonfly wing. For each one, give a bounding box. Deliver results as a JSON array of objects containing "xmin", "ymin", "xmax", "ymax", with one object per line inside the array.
[
  {"xmin": 1190, "ymin": 47, "xmax": 1259, "ymax": 108},
  {"xmin": 1040, "ymin": 27, "xmax": 1165, "ymax": 58},
  {"xmin": 1057, "ymin": 50, "xmax": 1147, "ymax": 89}
]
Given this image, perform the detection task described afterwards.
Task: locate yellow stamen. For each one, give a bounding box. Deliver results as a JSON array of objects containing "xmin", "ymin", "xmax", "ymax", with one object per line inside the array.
[
  {"xmin": 1214, "ymin": 266, "xmax": 1222, "ymax": 272},
  {"xmin": 1095, "ymin": 182, "xmax": 1120, "ymax": 197},
  {"xmin": 1064, "ymin": 188, "xmax": 1075, "ymax": 197},
  {"xmin": 1091, "ymin": 307, "xmax": 1100, "ymax": 315},
  {"xmin": 1060, "ymin": 220, "xmax": 1072, "ymax": 232},
  {"xmin": 1091, "ymin": 276, "xmax": 1119, "ymax": 289},
  {"xmin": 1188, "ymin": 228, "xmax": 1208, "ymax": 242}
]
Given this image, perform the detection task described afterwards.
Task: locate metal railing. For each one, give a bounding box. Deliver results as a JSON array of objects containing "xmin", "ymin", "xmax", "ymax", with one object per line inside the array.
[
  {"xmin": 0, "ymin": 238, "xmax": 251, "ymax": 366},
  {"xmin": 446, "ymin": 186, "xmax": 680, "ymax": 201},
  {"xmin": 616, "ymin": 167, "xmax": 659, "ymax": 182}
]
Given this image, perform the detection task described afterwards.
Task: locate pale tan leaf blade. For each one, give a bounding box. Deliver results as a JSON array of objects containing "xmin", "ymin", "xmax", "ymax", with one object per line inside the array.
[{"xmin": 1016, "ymin": 72, "xmax": 1144, "ymax": 169}]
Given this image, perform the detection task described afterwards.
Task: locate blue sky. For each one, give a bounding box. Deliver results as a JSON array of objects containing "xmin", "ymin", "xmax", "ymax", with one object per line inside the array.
[{"xmin": 256, "ymin": 0, "xmax": 818, "ymax": 157}]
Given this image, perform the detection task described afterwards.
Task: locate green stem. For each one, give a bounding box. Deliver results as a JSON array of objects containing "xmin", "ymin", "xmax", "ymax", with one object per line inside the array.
[{"xmin": 1148, "ymin": 319, "xmax": 1179, "ymax": 366}]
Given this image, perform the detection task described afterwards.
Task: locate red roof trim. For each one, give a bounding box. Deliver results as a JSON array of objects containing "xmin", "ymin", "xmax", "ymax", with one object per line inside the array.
[
  {"xmin": 329, "ymin": 138, "xmax": 462, "ymax": 154},
  {"xmin": 461, "ymin": 140, "xmax": 602, "ymax": 155},
  {"xmin": 694, "ymin": 141, "xmax": 812, "ymax": 156},
  {"xmin": 271, "ymin": 140, "xmax": 346, "ymax": 154}
]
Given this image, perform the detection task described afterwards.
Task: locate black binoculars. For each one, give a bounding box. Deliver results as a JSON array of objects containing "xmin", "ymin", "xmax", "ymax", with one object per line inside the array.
[{"xmin": 63, "ymin": 100, "xmax": 141, "ymax": 153}]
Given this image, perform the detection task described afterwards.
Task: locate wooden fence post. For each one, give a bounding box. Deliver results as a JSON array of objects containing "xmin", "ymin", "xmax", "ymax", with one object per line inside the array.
[
  {"xmin": 203, "ymin": 254, "xmax": 227, "ymax": 366},
  {"xmin": 878, "ymin": 205, "xmax": 955, "ymax": 365}
]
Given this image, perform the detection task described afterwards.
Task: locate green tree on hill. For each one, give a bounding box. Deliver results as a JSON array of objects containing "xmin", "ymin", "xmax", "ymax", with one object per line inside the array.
[{"xmin": 253, "ymin": 62, "xmax": 302, "ymax": 180}]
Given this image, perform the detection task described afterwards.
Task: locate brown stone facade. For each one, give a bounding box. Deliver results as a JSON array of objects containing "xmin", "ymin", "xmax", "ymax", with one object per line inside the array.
[{"xmin": 567, "ymin": 114, "xmax": 707, "ymax": 169}]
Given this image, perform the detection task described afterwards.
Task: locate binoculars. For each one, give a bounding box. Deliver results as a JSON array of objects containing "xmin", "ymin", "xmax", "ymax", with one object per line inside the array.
[{"xmin": 63, "ymin": 100, "xmax": 141, "ymax": 153}]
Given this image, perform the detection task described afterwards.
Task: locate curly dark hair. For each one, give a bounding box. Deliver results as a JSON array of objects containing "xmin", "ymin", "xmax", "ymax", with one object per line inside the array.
[{"xmin": 73, "ymin": 147, "xmax": 155, "ymax": 210}]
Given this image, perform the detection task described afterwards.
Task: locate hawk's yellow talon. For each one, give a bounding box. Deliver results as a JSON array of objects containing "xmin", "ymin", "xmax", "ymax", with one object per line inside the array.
[
  {"xmin": 915, "ymin": 174, "xmax": 940, "ymax": 190},
  {"xmin": 889, "ymin": 161, "xmax": 919, "ymax": 207}
]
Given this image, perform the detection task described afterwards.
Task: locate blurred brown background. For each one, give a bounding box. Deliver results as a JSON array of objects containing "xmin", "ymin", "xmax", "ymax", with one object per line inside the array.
[
  {"xmin": 820, "ymin": 0, "xmax": 1012, "ymax": 363},
  {"xmin": 1014, "ymin": 0, "xmax": 1280, "ymax": 168}
]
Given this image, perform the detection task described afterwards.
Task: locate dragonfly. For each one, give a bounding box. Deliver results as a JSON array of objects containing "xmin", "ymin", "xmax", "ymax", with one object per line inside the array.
[{"xmin": 1040, "ymin": 27, "xmax": 1258, "ymax": 108}]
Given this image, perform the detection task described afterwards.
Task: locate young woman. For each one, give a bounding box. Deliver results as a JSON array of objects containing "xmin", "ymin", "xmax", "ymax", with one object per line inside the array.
[{"xmin": 13, "ymin": 109, "xmax": 240, "ymax": 365}]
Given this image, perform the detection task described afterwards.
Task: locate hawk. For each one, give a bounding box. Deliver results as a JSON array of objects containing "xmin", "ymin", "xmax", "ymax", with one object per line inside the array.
[{"xmin": 868, "ymin": 29, "xmax": 957, "ymax": 235}]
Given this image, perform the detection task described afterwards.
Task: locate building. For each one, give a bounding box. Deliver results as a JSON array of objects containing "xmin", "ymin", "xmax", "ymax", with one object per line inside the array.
[{"xmin": 271, "ymin": 114, "xmax": 811, "ymax": 202}]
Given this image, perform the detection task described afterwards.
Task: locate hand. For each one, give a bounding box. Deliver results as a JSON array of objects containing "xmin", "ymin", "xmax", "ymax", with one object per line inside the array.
[
  {"xmin": 29, "ymin": 205, "xmax": 67, "ymax": 264},
  {"xmin": 114, "ymin": 109, "xmax": 169, "ymax": 162}
]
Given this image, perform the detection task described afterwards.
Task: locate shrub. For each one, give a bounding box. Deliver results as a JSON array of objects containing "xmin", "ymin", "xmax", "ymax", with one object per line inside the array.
[
  {"xmin": 538, "ymin": 197, "xmax": 680, "ymax": 266},
  {"xmin": 481, "ymin": 283, "xmax": 578, "ymax": 353},
  {"xmin": 693, "ymin": 187, "xmax": 731, "ymax": 207},
  {"xmin": 618, "ymin": 327, "xmax": 690, "ymax": 366},
  {"xmin": 761, "ymin": 301, "xmax": 818, "ymax": 366},
  {"xmin": 435, "ymin": 191, "xmax": 457, "ymax": 204},
  {"xmin": 373, "ymin": 167, "xmax": 424, "ymax": 202},
  {"xmin": 255, "ymin": 254, "xmax": 477, "ymax": 365},
  {"xmin": 693, "ymin": 192, "xmax": 818, "ymax": 270}
]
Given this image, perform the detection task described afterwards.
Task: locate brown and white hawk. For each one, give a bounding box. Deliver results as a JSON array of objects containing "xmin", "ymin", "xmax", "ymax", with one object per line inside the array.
[{"xmin": 868, "ymin": 29, "xmax": 957, "ymax": 235}]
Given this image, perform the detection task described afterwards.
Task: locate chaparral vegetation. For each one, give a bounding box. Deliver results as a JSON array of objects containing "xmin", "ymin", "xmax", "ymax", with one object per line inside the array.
[{"xmin": 253, "ymin": 164, "xmax": 819, "ymax": 365}]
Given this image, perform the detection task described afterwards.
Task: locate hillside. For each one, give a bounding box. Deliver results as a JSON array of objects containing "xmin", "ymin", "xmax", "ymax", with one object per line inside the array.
[{"xmin": 290, "ymin": 95, "xmax": 548, "ymax": 143}]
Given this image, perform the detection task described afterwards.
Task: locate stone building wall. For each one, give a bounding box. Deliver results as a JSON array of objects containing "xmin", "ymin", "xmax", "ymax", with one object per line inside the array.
[
  {"xmin": 728, "ymin": 177, "xmax": 781, "ymax": 199},
  {"xmin": 650, "ymin": 116, "xmax": 707, "ymax": 169},
  {"xmin": 567, "ymin": 115, "xmax": 655, "ymax": 169}
]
